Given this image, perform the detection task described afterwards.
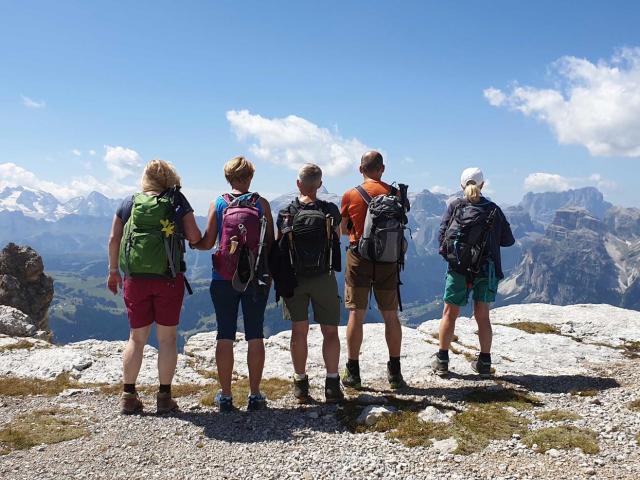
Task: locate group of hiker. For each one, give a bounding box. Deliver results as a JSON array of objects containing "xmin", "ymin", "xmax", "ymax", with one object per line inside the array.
[{"xmin": 107, "ymin": 152, "xmax": 514, "ymax": 415}]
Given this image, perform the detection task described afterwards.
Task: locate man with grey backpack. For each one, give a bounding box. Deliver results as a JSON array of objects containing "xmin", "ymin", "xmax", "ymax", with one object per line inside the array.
[{"xmin": 340, "ymin": 151, "xmax": 410, "ymax": 390}]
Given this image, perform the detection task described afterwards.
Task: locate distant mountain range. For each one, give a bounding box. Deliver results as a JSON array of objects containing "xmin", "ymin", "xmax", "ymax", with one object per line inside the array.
[
  {"xmin": 0, "ymin": 186, "xmax": 122, "ymax": 221},
  {"xmin": 1, "ymin": 184, "xmax": 639, "ymax": 346}
]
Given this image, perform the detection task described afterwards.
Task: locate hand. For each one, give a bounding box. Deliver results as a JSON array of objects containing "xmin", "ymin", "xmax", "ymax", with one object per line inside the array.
[{"xmin": 107, "ymin": 271, "xmax": 123, "ymax": 295}]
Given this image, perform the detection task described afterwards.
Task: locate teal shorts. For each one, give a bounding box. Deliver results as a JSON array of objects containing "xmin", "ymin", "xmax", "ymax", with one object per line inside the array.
[{"xmin": 443, "ymin": 261, "xmax": 498, "ymax": 307}]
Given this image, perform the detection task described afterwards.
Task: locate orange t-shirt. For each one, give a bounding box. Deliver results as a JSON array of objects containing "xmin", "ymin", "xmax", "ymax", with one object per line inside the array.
[{"xmin": 341, "ymin": 180, "xmax": 393, "ymax": 245}]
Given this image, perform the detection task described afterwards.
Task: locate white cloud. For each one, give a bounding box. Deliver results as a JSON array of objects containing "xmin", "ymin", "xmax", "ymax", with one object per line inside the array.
[
  {"xmin": 430, "ymin": 185, "xmax": 454, "ymax": 195},
  {"xmin": 21, "ymin": 95, "xmax": 46, "ymax": 109},
  {"xmin": 89, "ymin": 149, "xmax": 96, "ymax": 156},
  {"xmin": 0, "ymin": 146, "xmax": 144, "ymax": 202},
  {"xmin": 524, "ymin": 173, "xmax": 571, "ymax": 193},
  {"xmin": 226, "ymin": 110, "xmax": 371, "ymax": 176},
  {"xmin": 72, "ymin": 149, "xmax": 82, "ymax": 157},
  {"xmin": 485, "ymin": 47, "xmax": 640, "ymax": 158},
  {"xmin": 483, "ymin": 87, "xmax": 506, "ymax": 107},
  {"xmin": 104, "ymin": 145, "xmax": 143, "ymax": 180},
  {"xmin": 524, "ymin": 172, "xmax": 617, "ymax": 193}
]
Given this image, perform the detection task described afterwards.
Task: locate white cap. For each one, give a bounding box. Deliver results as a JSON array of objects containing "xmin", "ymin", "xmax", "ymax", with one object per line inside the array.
[{"xmin": 460, "ymin": 167, "xmax": 484, "ymax": 188}]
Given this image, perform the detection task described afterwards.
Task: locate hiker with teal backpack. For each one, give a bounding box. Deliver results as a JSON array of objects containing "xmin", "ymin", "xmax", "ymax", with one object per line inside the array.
[
  {"xmin": 271, "ymin": 164, "xmax": 344, "ymax": 404},
  {"xmin": 107, "ymin": 159, "xmax": 202, "ymax": 415},
  {"xmin": 192, "ymin": 156, "xmax": 274, "ymax": 412},
  {"xmin": 432, "ymin": 167, "xmax": 514, "ymax": 378}
]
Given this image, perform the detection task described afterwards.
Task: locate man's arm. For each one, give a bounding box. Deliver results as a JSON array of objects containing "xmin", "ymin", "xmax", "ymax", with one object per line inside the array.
[
  {"xmin": 340, "ymin": 190, "xmax": 351, "ymax": 237},
  {"xmin": 107, "ymin": 215, "xmax": 124, "ymax": 295}
]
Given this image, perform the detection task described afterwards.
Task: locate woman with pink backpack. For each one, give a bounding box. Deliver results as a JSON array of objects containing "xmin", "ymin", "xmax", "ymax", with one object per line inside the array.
[{"xmin": 192, "ymin": 156, "xmax": 274, "ymax": 412}]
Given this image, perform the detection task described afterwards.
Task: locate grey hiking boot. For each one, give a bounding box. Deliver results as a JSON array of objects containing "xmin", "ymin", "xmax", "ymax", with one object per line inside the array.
[
  {"xmin": 470, "ymin": 355, "xmax": 493, "ymax": 378},
  {"xmin": 387, "ymin": 362, "xmax": 408, "ymax": 390},
  {"xmin": 247, "ymin": 393, "xmax": 267, "ymax": 411},
  {"xmin": 156, "ymin": 392, "xmax": 179, "ymax": 414},
  {"xmin": 431, "ymin": 353, "xmax": 450, "ymax": 377},
  {"xmin": 324, "ymin": 377, "xmax": 344, "ymax": 404},
  {"xmin": 293, "ymin": 375, "xmax": 311, "ymax": 404},
  {"xmin": 341, "ymin": 368, "xmax": 362, "ymax": 390},
  {"xmin": 120, "ymin": 392, "xmax": 143, "ymax": 415},
  {"xmin": 214, "ymin": 391, "xmax": 236, "ymax": 413}
]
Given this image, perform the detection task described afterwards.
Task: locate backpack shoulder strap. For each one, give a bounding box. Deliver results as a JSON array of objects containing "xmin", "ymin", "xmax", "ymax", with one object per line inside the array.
[
  {"xmin": 222, "ymin": 193, "xmax": 234, "ymax": 205},
  {"xmin": 355, "ymin": 185, "xmax": 372, "ymax": 205},
  {"xmin": 389, "ymin": 185, "xmax": 399, "ymax": 196},
  {"xmin": 249, "ymin": 192, "xmax": 260, "ymax": 205}
]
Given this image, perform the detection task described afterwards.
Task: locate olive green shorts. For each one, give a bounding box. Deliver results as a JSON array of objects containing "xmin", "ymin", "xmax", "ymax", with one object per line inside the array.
[
  {"xmin": 283, "ymin": 272, "xmax": 341, "ymax": 326},
  {"xmin": 443, "ymin": 261, "xmax": 499, "ymax": 307}
]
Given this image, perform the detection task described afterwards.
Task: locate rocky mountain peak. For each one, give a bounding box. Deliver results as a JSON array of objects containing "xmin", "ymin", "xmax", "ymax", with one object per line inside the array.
[{"xmin": 0, "ymin": 243, "xmax": 54, "ymax": 334}]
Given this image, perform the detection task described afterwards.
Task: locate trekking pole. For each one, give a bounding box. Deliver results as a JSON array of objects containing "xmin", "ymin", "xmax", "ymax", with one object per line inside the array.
[
  {"xmin": 326, "ymin": 214, "xmax": 334, "ymax": 275},
  {"xmin": 255, "ymin": 217, "xmax": 268, "ymax": 285}
]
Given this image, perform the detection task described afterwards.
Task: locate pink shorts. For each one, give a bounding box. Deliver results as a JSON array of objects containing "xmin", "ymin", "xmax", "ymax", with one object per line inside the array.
[{"xmin": 123, "ymin": 275, "xmax": 185, "ymax": 329}]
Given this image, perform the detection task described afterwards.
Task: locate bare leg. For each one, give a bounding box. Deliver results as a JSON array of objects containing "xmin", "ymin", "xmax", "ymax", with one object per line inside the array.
[
  {"xmin": 216, "ymin": 340, "xmax": 234, "ymax": 397},
  {"xmin": 380, "ymin": 310, "xmax": 402, "ymax": 357},
  {"xmin": 346, "ymin": 309, "xmax": 366, "ymax": 360},
  {"xmin": 123, "ymin": 325, "xmax": 152, "ymax": 384},
  {"xmin": 290, "ymin": 321, "xmax": 309, "ymax": 376},
  {"xmin": 439, "ymin": 303, "xmax": 461, "ymax": 350},
  {"xmin": 156, "ymin": 325, "xmax": 178, "ymax": 385},
  {"xmin": 473, "ymin": 302, "xmax": 492, "ymax": 353},
  {"xmin": 320, "ymin": 324, "xmax": 340, "ymax": 374},
  {"xmin": 247, "ymin": 339, "xmax": 265, "ymax": 395}
]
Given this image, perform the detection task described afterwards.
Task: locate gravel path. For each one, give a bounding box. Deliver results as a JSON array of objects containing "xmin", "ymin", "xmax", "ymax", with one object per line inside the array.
[{"xmin": 2, "ymin": 358, "xmax": 640, "ymax": 480}]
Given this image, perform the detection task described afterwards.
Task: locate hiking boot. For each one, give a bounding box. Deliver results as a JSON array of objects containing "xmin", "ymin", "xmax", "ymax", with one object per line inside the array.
[
  {"xmin": 156, "ymin": 392, "xmax": 179, "ymax": 414},
  {"xmin": 324, "ymin": 376, "xmax": 345, "ymax": 404},
  {"xmin": 431, "ymin": 353, "xmax": 450, "ymax": 377},
  {"xmin": 214, "ymin": 391, "xmax": 235, "ymax": 413},
  {"xmin": 247, "ymin": 393, "xmax": 267, "ymax": 412},
  {"xmin": 470, "ymin": 355, "xmax": 493, "ymax": 378},
  {"xmin": 293, "ymin": 375, "xmax": 311, "ymax": 404},
  {"xmin": 120, "ymin": 392, "xmax": 143, "ymax": 415},
  {"xmin": 387, "ymin": 362, "xmax": 408, "ymax": 390},
  {"xmin": 341, "ymin": 368, "xmax": 362, "ymax": 390}
]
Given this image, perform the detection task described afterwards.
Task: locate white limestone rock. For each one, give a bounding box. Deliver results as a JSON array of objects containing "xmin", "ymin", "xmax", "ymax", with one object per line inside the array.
[
  {"xmin": 418, "ymin": 406, "xmax": 453, "ymax": 424},
  {"xmin": 357, "ymin": 405, "xmax": 397, "ymax": 426},
  {"xmin": 0, "ymin": 305, "xmax": 37, "ymax": 337}
]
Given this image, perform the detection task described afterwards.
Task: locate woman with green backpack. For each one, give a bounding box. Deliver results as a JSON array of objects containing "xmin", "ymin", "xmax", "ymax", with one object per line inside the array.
[{"xmin": 107, "ymin": 159, "xmax": 202, "ymax": 415}]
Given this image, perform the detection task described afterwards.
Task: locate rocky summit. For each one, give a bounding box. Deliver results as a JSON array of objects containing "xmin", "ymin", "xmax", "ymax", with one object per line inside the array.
[
  {"xmin": 0, "ymin": 243, "xmax": 53, "ymax": 334},
  {"xmin": 1, "ymin": 303, "xmax": 639, "ymax": 479}
]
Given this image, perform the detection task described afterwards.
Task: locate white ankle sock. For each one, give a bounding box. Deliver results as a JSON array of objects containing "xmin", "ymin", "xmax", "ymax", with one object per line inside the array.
[
  {"xmin": 294, "ymin": 373, "xmax": 307, "ymax": 381},
  {"xmin": 326, "ymin": 373, "xmax": 339, "ymax": 379}
]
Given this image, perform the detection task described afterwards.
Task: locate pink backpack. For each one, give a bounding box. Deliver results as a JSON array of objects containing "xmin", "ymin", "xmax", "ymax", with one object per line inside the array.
[{"xmin": 213, "ymin": 193, "xmax": 262, "ymax": 281}]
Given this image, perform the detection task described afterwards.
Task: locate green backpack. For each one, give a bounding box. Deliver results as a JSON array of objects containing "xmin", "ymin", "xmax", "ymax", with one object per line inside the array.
[{"xmin": 119, "ymin": 192, "xmax": 185, "ymax": 278}]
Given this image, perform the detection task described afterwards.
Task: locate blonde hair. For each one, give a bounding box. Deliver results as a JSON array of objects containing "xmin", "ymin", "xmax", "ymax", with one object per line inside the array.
[
  {"xmin": 141, "ymin": 159, "xmax": 181, "ymax": 193},
  {"xmin": 463, "ymin": 181, "xmax": 482, "ymax": 204},
  {"xmin": 224, "ymin": 156, "xmax": 255, "ymax": 185},
  {"xmin": 298, "ymin": 163, "xmax": 323, "ymax": 188}
]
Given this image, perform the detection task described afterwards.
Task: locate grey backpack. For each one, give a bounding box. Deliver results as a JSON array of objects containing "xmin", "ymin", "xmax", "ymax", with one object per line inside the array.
[{"xmin": 356, "ymin": 185, "xmax": 408, "ymax": 264}]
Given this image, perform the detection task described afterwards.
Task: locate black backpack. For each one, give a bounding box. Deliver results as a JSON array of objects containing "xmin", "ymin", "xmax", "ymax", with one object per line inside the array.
[
  {"xmin": 443, "ymin": 200, "xmax": 497, "ymax": 277},
  {"xmin": 282, "ymin": 199, "xmax": 333, "ymax": 276}
]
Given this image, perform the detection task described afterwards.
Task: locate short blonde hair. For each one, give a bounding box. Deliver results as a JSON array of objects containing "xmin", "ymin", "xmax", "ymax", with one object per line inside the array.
[
  {"xmin": 141, "ymin": 159, "xmax": 181, "ymax": 193},
  {"xmin": 298, "ymin": 163, "xmax": 323, "ymax": 188},
  {"xmin": 224, "ymin": 156, "xmax": 255, "ymax": 185},
  {"xmin": 463, "ymin": 182, "xmax": 482, "ymax": 204}
]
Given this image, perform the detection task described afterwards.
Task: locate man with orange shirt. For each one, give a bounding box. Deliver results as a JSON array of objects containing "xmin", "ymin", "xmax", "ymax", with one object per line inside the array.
[{"xmin": 340, "ymin": 151, "xmax": 406, "ymax": 390}]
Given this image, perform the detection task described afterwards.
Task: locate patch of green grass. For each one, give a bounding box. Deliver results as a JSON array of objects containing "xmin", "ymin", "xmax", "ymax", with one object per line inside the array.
[
  {"xmin": 200, "ymin": 378, "xmax": 290, "ymax": 407},
  {"xmin": 505, "ymin": 322, "xmax": 560, "ymax": 335},
  {"xmin": 0, "ymin": 340, "xmax": 35, "ymax": 353},
  {"xmin": 0, "ymin": 408, "xmax": 88, "ymax": 453},
  {"xmin": 627, "ymin": 399, "xmax": 640, "ymax": 412},
  {"xmin": 623, "ymin": 341, "xmax": 640, "ymax": 359},
  {"xmin": 536, "ymin": 409, "xmax": 581, "ymax": 422},
  {"xmin": 464, "ymin": 388, "xmax": 543, "ymax": 410},
  {"xmin": 98, "ymin": 383, "xmax": 214, "ymax": 398},
  {"xmin": 0, "ymin": 373, "xmax": 77, "ymax": 396},
  {"xmin": 523, "ymin": 426, "xmax": 599, "ymax": 454},
  {"xmin": 338, "ymin": 399, "xmax": 529, "ymax": 455}
]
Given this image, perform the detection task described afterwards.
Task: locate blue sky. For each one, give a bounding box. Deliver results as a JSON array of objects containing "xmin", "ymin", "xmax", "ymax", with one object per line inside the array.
[{"xmin": 1, "ymin": 1, "xmax": 640, "ymax": 213}]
